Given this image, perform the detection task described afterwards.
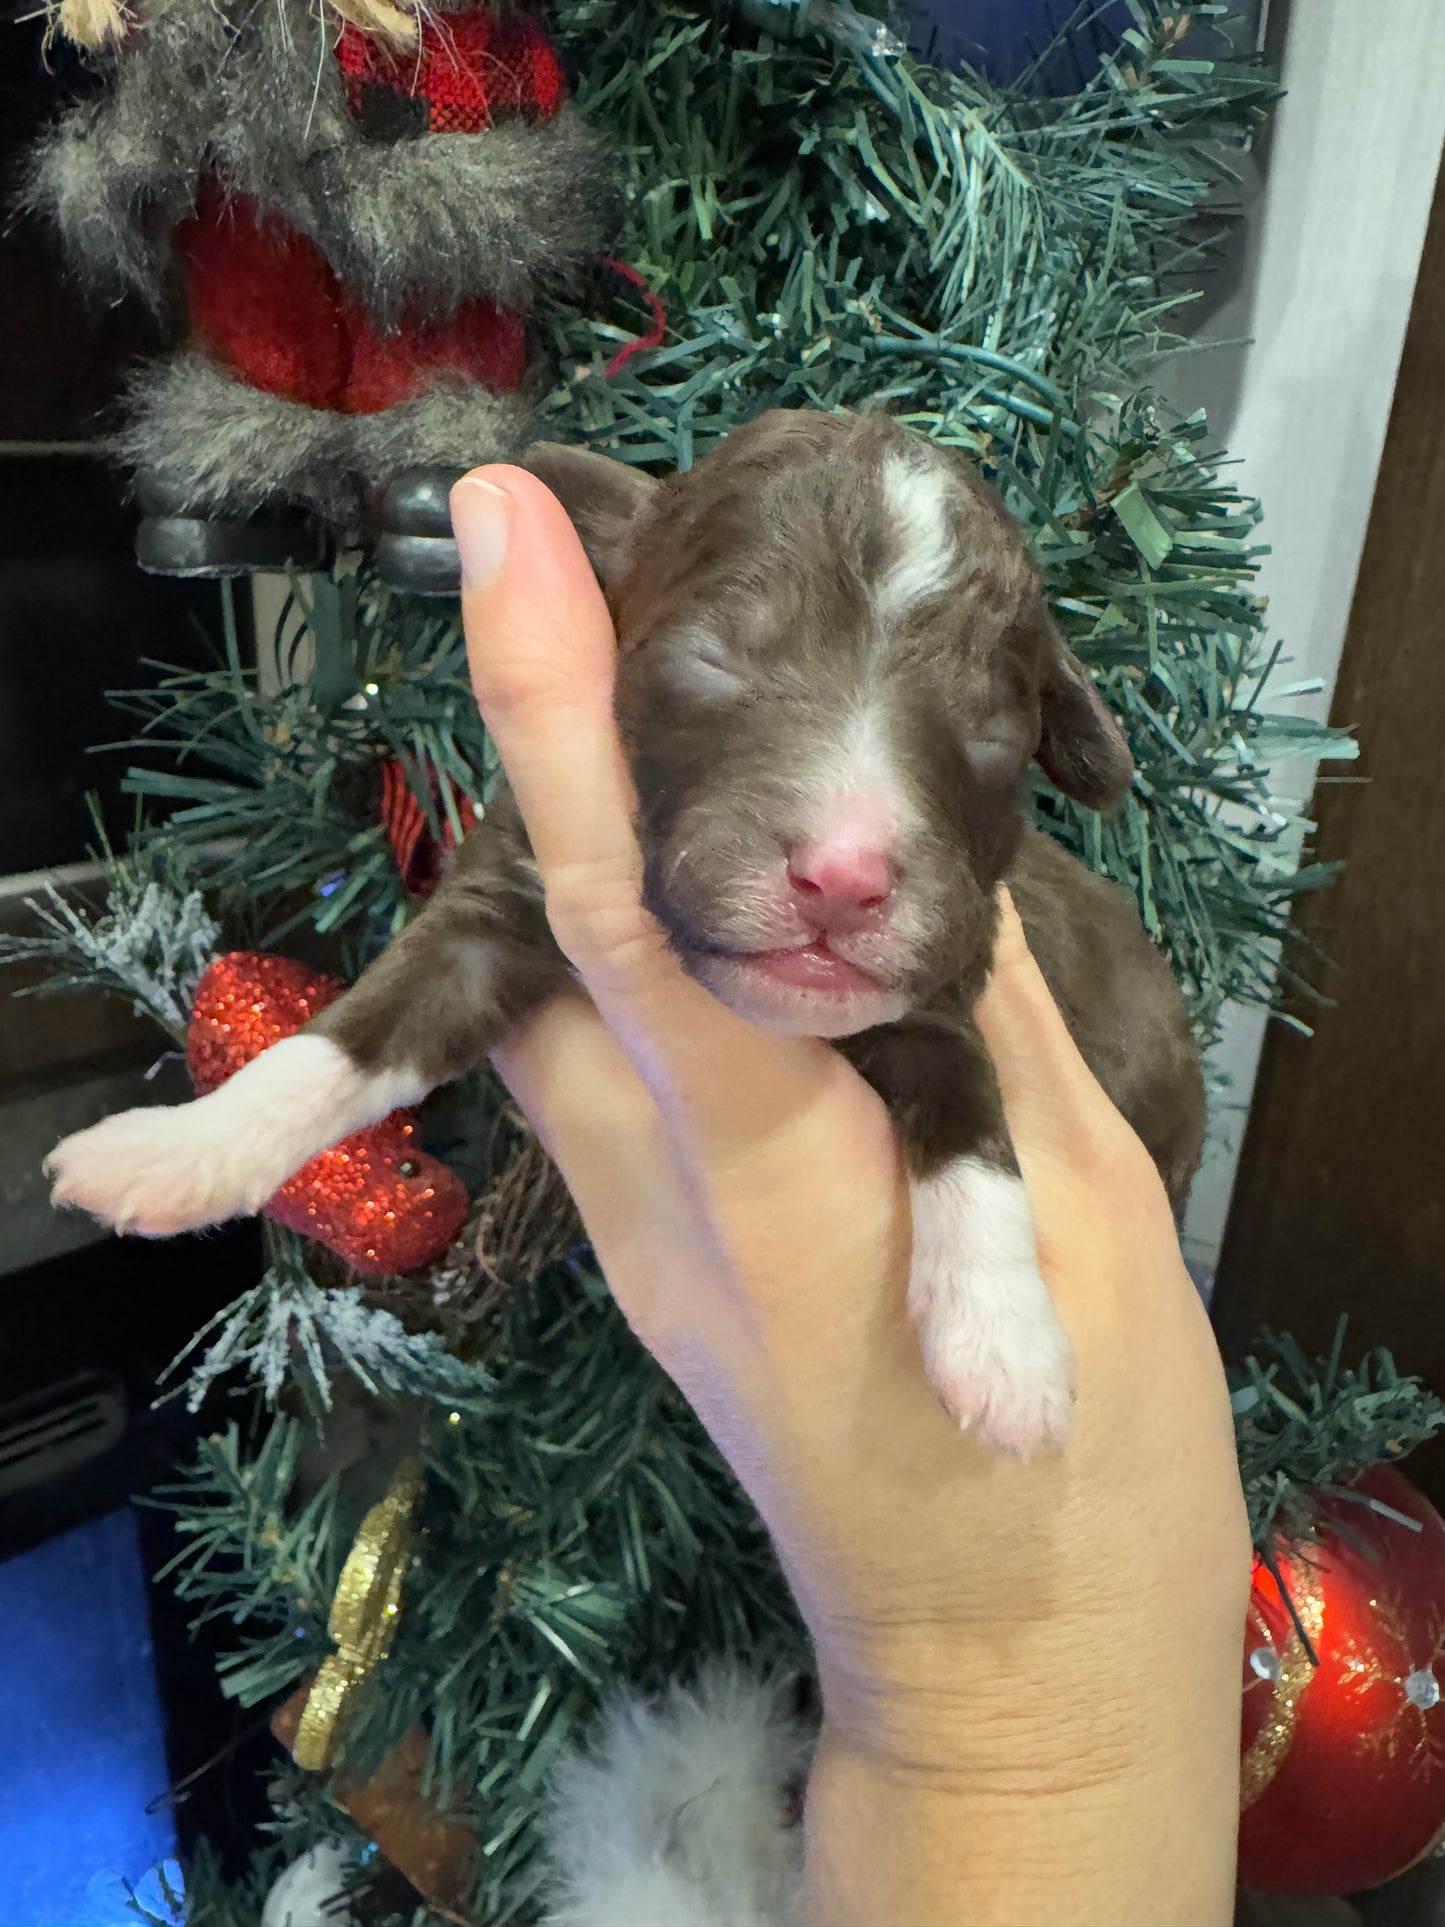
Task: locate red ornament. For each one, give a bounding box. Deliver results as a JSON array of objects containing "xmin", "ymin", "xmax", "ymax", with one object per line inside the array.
[
  {"xmin": 188, "ymin": 953, "xmax": 468, "ymax": 1276},
  {"xmin": 380, "ymin": 758, "xmax": 477, "ymax": 899},
  {"xmin": 1240, "ymin": 1465, "xmax": 1445, "ymax": 1894}
]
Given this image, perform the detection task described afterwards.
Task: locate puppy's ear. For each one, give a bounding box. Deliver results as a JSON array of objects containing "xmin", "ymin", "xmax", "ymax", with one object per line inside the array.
[
  {"xmin": 1032, "ymin": 607, "xmax": 1134, "ymax": 810},
  {"xmin": 520, "ymin": 442, "xmax": 660, "ymax": 585}
]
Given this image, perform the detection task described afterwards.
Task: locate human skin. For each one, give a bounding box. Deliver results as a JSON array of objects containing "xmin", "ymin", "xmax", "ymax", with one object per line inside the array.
[{"xmin": 451, "ymin": 467, "xmax": 1251, "ymax": 1927}]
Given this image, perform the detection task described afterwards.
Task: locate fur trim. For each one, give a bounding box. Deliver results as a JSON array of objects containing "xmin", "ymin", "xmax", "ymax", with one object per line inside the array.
[
  {"xmin": 22, "ymin": 0, "xmax": 237, "ymax": 300},
  {"xmin": 205, "ymin": 0, "xmax": 358, "ymax": 220},
  {"xmin": 29, "ymin": 0, "xmax": 614, "ymax": 321},
  {"xmin": 347, "ymin": 374, "xmax": 529, "ymax": 478},
  {"xmin": 291, "ymin": 110, "xmax": 619, "ymax": 327},
  {"xmin": 200, "ymin": 1, "xmax": 615, "ymax": 322},
  {"xmin": 115, "ymin": 354, "xmax": 360, "ymax": 525},
  {"xmin": 116, "ymin": 355, "xmax": 532, "ymax": 524},
  {"xmin": 539, "ymin": 1664, "xmax": 811, "ymax": 1927}
]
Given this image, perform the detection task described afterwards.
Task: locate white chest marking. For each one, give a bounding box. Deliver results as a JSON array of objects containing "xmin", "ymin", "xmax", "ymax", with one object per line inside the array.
[{"xmin": 908, "ymin": 1154, "xmax": 1075, "ymax": 1459}]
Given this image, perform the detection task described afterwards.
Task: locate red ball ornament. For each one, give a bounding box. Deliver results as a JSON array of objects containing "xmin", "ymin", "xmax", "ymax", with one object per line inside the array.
[
  {"xmin": 1239, "ymin": 1464, "xmax": 1445, "ymax": 1894},
  {"xmin": 188, "ymin": 953, "xmax": 468, "ymax": 1276}
]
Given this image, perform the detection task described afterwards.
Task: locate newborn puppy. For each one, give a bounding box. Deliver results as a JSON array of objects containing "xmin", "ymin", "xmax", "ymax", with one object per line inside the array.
[{"xmin": 47, "ymin": 410, "xmax": 1204, "ymax": 1458}]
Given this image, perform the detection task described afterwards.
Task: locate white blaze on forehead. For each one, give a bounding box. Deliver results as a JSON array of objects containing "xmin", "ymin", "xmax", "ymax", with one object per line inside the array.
[{"xmin": 875, "ymin": 450, "xmax": 957, "ymax": 619}]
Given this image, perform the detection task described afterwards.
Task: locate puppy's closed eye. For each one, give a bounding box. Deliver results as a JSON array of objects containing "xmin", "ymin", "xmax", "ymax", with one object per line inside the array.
[
  {"xmin": 964, "ymin": 714, "xmax": 1031, "ymax": 784},
  {"xmin": 658, "ymin": 627, "xmax": 751, "ymax": 701}
]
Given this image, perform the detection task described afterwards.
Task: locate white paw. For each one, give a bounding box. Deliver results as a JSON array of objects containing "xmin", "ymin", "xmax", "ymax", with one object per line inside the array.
[
  {"xmin": 909, "ymin": 1156, "xmax": 1076, "ymax": 1461},
  {"xmin": 46, "ymin": 1100, "xmax": 291, "ymax": 1235},
  {"xmin": 45, "ymin": 1034, "xmax": 427, "ymax": 1239}
]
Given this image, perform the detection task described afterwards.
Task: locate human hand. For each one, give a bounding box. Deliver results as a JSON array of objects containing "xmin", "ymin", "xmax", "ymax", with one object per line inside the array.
[{"xmin": 452, "ymin": 466, "xmax": 1250, "ymax": 1924}]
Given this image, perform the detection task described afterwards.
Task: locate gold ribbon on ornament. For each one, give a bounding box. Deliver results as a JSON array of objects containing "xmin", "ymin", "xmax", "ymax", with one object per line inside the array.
[
  {"xmin": 294, "ymin": 1457, "xmax": 426, "ymax": 1774},
  {"xmin": 1241, "ymin": 1560, "xmax": 1327, "ymax": 1810}
]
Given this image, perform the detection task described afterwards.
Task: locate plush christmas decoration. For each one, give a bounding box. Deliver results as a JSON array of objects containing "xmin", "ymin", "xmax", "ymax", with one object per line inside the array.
[
  {"xmin": 1240, "ymin": 1465, "xmax": 1445, "ymax": 1895},
  {"xmin": 24, "ymin": 0, "xmax": 615, "ymax": 589},
  {"xmin": 536, "ymin": 1665, "xmax": 811, "ymax": 1927},
  {"xmin": 190, "ymin": 953, "xmax": 468, "ymax": 1272}
]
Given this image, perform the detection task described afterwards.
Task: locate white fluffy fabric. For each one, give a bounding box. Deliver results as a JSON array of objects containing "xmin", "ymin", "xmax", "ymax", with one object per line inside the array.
[
  {"xmin": 261, "ymin": 1841, "xmax": 360, "ymax": 1927},
  {"xmin": 539, "ymin": 1664, "xmax": 812, "ymax": 1927}
]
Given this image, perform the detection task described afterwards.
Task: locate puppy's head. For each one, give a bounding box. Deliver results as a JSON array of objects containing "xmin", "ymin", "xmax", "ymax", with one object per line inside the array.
[{"xmin": 526, "ymin": 411, "xmax": 1131, "ymax": 1038}]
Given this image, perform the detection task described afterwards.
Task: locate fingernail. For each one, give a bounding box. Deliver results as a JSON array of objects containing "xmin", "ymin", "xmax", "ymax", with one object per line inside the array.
[{"xmin": 450, "ymin": 475, "xmax": 510, "ymax": 588}]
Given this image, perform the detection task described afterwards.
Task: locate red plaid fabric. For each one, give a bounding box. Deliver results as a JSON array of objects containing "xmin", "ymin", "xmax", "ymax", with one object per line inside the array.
[
  {"xmin": 335, "ymin": 7, "xmax": 567, "ymax": 139},
  {"xmin": 178, "ymin": 186, "xmax": 529, "ymax": 411}
]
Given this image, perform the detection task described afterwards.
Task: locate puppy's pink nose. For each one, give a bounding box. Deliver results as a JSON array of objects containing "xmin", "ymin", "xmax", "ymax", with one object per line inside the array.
[{"xmin": 787, "ymin": 836, "xmax": 895, "ymax": 924}]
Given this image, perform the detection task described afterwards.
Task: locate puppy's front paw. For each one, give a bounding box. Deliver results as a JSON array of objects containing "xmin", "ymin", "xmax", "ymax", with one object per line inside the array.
[
  {"xmin": 46, "ymin": 1102, "xmax": 270, "ymax": 1236},
  {"xmin": 909, "ymin": 1155, "xmax": 1076, "ymax": 1461}
]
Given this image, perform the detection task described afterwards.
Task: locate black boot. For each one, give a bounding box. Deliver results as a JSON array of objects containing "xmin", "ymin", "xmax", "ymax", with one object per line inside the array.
[
  {"xmin": 373, "ymin": 468, "xmax": 464, "ymax": 597},
  {"xmin": 133, "ymin": 473, "xmax": 329, "ymax": 578}
]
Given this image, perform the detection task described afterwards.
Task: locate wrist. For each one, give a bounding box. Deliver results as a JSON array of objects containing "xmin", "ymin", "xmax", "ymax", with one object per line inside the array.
[
  {"xmin": 803, "ymin": 1717, "xmax": 1239, "ymax": 1927},
  {"xmin": 809, "ymin": 1623, "xmax": 1160, "ymax": 1790}
]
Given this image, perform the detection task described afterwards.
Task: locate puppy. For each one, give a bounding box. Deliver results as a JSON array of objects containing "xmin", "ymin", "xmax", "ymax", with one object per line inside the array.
[{"xmin": 47, "ymin": 410, "xmax": 1205, "ymax": 1458}]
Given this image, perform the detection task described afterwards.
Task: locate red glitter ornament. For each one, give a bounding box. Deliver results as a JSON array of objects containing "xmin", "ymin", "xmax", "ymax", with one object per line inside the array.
[
  {"xmin": 1239, "ymin": 1465, "xmax": 1445, "ymax": 1894},
  {"xmin": 188, "ymin": 953, "xmax": 468, "ymax": 1275}
]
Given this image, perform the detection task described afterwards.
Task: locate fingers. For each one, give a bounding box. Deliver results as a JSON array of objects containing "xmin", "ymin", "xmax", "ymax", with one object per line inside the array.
[
  {"xmin": 974, "ymin": 891, "xmax": 1138, "ymax": 1182},
  {"xmin": 453, "ymin": 466, "xmax": 836, "ymax": 1157},
  {"xmin": 452, "ymin": 468, "xmax": 643, "ymax": 922}
]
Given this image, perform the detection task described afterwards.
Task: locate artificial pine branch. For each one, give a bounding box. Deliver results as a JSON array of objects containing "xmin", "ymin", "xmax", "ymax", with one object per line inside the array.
[
  {"xmin": 0, "ymin": 816, "xmax": 218, "ymax": 1041},
  {"xmin": 163, "ymin": 1226, "xmax": 497, "ymax": 1416},
  {"xmin": 1233, "ymin": 1325, "xmax": 1445, "ymax": 1555},
  {"xmin": 115, "ymin": 576, "xmax": 496, "ymax": 963},
  {"xmin": 156, "ymin": 1263, "xmax": 802, "ymax": 1916},
  {"xmin": 540, "ymin": 0, "xmax": 1353, "ymax": 1037}
]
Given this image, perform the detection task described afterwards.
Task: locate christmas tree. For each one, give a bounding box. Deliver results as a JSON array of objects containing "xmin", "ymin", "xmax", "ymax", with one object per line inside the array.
[{"xmin": 17, "ymin": 3, "xmax": 1438, "ymax": 1922}]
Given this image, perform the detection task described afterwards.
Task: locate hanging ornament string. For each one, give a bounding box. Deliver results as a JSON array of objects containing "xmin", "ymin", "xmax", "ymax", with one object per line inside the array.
[
  {"xmin": 601, "ymin": 260, "xmax": 667, "ymax": 379},
  {"xmin": 294, "ymin": 1457, "xmax": 426, "ymax": 1774}
]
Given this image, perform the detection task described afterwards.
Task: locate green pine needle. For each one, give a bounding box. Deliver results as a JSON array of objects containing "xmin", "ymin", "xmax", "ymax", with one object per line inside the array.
[{"xmin": 1233, "ymin": 1324, "xmax": 1445, "ymax": 1555}]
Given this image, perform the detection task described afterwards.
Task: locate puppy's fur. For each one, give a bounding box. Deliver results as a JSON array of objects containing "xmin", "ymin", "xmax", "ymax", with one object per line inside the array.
[{"xmin": 48, "ymin": 411, "xmax": 1205, "ymax": 1457}]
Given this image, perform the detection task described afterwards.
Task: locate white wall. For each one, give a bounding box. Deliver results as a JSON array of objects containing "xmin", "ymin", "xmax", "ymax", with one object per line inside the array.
[{"xmin": 1166, "ymin": 0, "xmax": 1445, "ymax": 1271}]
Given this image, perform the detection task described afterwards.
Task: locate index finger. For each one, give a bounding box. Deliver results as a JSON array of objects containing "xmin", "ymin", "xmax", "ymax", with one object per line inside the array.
[{"xmin": 451, "ymin": 466, "xmax": 840, "ymax": 1150}]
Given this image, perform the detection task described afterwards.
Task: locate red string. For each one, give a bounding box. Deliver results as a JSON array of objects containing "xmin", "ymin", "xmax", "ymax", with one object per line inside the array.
[{"xmin": 601, "ymin": 259, "xmax": 667, "ymax": 379}]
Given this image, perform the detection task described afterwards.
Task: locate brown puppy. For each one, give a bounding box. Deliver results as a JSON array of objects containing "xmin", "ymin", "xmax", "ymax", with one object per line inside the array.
[{"xmin": 47, "ymin": 411, "xmax": 1205, "ymax": 1457}]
